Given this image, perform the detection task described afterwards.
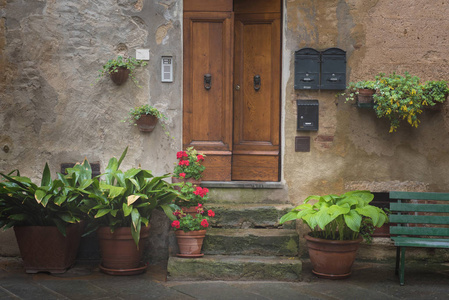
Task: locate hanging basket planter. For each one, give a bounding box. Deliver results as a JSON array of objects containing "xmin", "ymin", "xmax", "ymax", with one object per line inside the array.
[
  {"xmin": 356, "ymin": 88, "xmax": 375, "ymax": 108},
  {"xmin": 135, "ymin": 114, "xmax": 159, "ymax": 132},
  {"xmin": 109, "ymin": 67, "xmax": 130, "ymax": 85}
]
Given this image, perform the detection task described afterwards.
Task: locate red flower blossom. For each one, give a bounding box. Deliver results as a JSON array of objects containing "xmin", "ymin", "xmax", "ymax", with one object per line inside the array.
[
  {"xmin": 173, "ymin": 210, "xmax": 181, "ymax": 217},
  {"xmin": 171, "ymin": 220, "xmax": 180, "ymax": 229},
  {"xmin": 200, "ymin": 219, "xmax": 209, "ymax": 228},
  {"xmin": 208, "ymin": 210, "xmax": 215, "ymax": 217},
  {"xmin": 193, "ymin": 186, "xmax": 209, "ymax": 198},
  {"xmin": 197, "ymin": 154, "xmax": 204, "ymax": 161},
  {"xmin": 176, "ymin": 151, "xmax": 188, "ymax": 159},
  {"xmin": 179, "ymin": 172, "xmax": 186, "ymax": 178},
  {"xmin": 196, "ymin": 203, "xmax": 204, "ymax": 214},
  {"xmin": 178, "ymin": 160, "xmax": 189, "ymax": 166}
]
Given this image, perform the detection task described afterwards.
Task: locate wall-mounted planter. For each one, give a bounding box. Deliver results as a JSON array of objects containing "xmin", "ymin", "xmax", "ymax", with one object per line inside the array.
[
  {"xmin": 135, "ymin": 114, "xmax": 158, "ymax": 132},
  {"xmin": 356, "ymin": 88, "xmax": 375, "ymax": 108},
  {"xmin": 109, "ymin": 67, "xmax": 130, "ymax": 85}
]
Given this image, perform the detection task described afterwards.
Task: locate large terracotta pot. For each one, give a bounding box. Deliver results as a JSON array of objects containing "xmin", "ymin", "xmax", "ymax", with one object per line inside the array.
[
  {"xmin": 109, "ymin": 67, "xmax": 130, "ymax": 85},
  {"xmin": 97, "ymin": 226, "xmax": 150, "ymax": 275},
  {"xmin": 14, "ymin": 223, "xmax": 83, "ymax": 274},
  {"xmin": 305, "ymin": 233, "xmax": 363, "ymax": 279},
  {"xmin": 135, "ymin": 114, "xmax": 158, "ymax": 132},
  {"xmin": 175, "ymin": 230, "xmax": 206, "ymax": 258}
]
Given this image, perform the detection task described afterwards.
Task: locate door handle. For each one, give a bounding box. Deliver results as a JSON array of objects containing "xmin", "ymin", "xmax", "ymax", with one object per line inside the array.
[
  {"xmin": 254, "ymin": 75, "xmax": 261, "ymax": 91},
  {"xmin": 204, "ymin": 74, "xmax": 211, "ymax": 90}
]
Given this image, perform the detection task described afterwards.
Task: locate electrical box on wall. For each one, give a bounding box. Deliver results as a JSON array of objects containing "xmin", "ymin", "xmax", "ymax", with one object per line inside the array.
[
  {"xmin": 297, "ymin": 100, "xmax": 319, "ymax": 131},
  {"xmin": 161, "ymin": 56, "xmax": 173, "ymax": 82},
  {"xmin": 294, "ymin": 47, "xmax": 346, "ymax": 90}
]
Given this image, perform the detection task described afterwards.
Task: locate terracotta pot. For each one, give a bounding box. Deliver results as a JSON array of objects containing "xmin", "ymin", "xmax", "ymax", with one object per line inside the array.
[
  {"xmin": 97, "ymin": 226, "xmax": 150, "ymax": 273},
  {"xmin": 175, "ymin": 230, "xmax": 206, "ymax": 257},
  {"xmin": 171, "ymin": 177, "xmax": 202, "ymax": 191},
  {"xmin": 181, "ymin": 206, "xmax": 199, "ymax": 218},
  {"xmin": 305, "ymin": 233, "xmax": 363, "ymax": 279},
  {"xmin": 357, "ymin": 88, "xmax": 375, "ymax": 107},
  {"xmin": 135, "ymin": 114, "xmax": 158, "ymax": 132},
  {"xmin": 14, "ymin": 223, "xmax": 83, "ymax": 274},
  {"xmin": 109, "ymin": 67, "xmax": 130, "ymax": 85}
]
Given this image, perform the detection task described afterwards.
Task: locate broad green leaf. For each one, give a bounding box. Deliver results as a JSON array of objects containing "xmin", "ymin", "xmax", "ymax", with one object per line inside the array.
[
  {"xmin": 58, "ymin": 213, "xmax": 76, "ymax": 223},
  {"xmin": 131, "ymin": 208, "xmax": 140, "ymax": 231},
  {"xmin": 117, "ymin": 147, "xmax": 128, "ymax": 169},
  {"xmin": 54, "ymin": 195, "xmax": 67, "ymax": 206},
  {"xmin": 343, "ymin": 210, "xmax": 362, "ymax": 232},
  {"xmin": 123, "ymin": 202, "xmax": 133, "ymax": 216},
  {"xmin": 279, "ymin": 211, "xmax": 298, "ymax": 224},
  {"xmin": 328, "ymin": 204, "xmax": 350, "ymax": 219},
  {"xmin": 35, "ymin": 189, "xmax": 46, "ymax": 204},
  {"xmin": 356, "ymin": 205, "xmax": 381, "ymax": 226},
  {"xmin": 95, "ymin": 208, "xmax": 111, "ymax": 218},
  {"xmin": 41, "ymin": 163, "xmax": 51, "ymax": 187},
  {"xmin": 315, "ymin": 207, "xmax": 333, "ymax": 230},
  {"xmin": 160, "ymin": 204, "xmax": 177, "ymax": 221}
]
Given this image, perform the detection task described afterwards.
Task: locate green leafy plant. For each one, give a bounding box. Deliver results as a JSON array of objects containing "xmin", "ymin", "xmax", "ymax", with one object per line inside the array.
[
  {"xmin": 171, "ymin": 204, "xmax": 215, "ymax": 232},
  {"xmin": 0, "ymin": 161, "xmax": 93, "ymax": 235},
  {"xmin": 84, "ymin": 147, "xmax": 179, "ymax": 246},
  {"xmin": 173, "ymin": 147, "xmax": 206, "ymax": 180},
  {"xmin": 174, "ymin": 182, "xmax": 209, "ymax": 208},
  {"xmin": 98, "ymin": 56, "xmax": 147, "ymax": 86},
  {"xmin": 343, "ymin": 72, "xmax": 449, "ymax": 132},
  {"xmin": 280, "ymin": 190, "xmax": 388, "ymax": 241},
  {"xmin": 342, "ymin": 80, "xmax": 378, "ymax": 102}
]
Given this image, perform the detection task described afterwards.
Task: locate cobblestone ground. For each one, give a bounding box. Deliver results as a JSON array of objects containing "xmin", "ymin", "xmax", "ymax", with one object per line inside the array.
[{"xmin": 1, "ymin": 257, "xmax": 449, "ymax": 300}]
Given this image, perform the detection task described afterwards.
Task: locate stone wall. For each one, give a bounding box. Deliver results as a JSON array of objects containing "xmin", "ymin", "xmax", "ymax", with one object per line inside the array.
[{"xmin": 2, "ymin": 0, "xmax": 449, "ymax": 262}]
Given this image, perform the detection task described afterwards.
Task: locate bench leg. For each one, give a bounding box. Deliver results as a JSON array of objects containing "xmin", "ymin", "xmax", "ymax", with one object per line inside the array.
[
  {"xmin": 395, "ymin": 246, "xmax": 400, "ymax": 275},
  {"xmin": 399, "ymin": 247, "xmax": 406, "ymax": 286}
]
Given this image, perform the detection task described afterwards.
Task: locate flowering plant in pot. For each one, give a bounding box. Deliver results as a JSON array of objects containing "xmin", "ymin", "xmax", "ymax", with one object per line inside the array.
[
  {"xmin": 0, "ymin": 161, "xmax": 93, "ymax": 273},
  {"xmin": 173, "ymin": 147, "xmax": 206, "ymax": 182},
  {"xmin": 280, "ymin": 190, "xmax": 388, "ymax": 279},
  {"xmin": 98, "ymin": 56, "xmax": 147, "ymax": 86},
  {"xmin": 174, "ymin": 182, "xmax": 209, "ymax": 210},
  {"xmin": 83, "ymin": 147, "xmax": 179, "ymax": 274},
  {"xmin": 171, "ymin": 204, "xmax": 215, "ymax": 257}
]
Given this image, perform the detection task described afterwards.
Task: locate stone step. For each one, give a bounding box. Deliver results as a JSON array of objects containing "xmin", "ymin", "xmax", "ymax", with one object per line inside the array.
[
  {"xmin": 167, "ymin": 255, "xmax": 302, "ymax": 281},
  {"xmin": 206, "ymin": 203, "xmax": 295, "ymax": 229},
  {"xmin": 203, "ymin": 228, "xmax": 299, "ymax": 256}
]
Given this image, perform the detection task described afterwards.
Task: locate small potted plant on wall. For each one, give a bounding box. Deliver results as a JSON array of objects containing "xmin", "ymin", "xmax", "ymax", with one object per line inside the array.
[
  {"xmin": 171, "ymin": 204, "xmax": 215, "ymax": 257},
  {"xmin": 344, "ymin": 80, "xmax": 377, "ymax": 108},
  {"xmin": 98, "ymin": 56, "xmax": 147, "ymax": 86},
  {"xmin": 172, "ymin": 147, "xmax": 206, "ymax": 186},
  {"xmin": 280, "ymin": 190, "xmax": 388, "ymax": 279},
  {"xmin": 124, "ymin": 104, "xmax": 168, "ymax": 133},
  {"xmin": 0, "ymin": 161, "xmax": 93, "ymax": 274}
]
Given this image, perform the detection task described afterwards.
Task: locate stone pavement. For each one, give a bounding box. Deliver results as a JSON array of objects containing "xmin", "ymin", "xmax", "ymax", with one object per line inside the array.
[{"xmin": 1, "ymin": 257, "xmax": 449, "ymax": 300}]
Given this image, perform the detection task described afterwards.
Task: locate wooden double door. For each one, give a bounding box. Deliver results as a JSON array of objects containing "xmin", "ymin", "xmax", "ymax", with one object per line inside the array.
[{"xmin": 183, "ymin": 0, "xmax": 281, "ymax": 181}]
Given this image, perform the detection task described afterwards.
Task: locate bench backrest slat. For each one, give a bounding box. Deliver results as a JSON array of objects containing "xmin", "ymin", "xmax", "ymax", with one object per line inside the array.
[
  {"xmin": 390, "ymin": 226, "xmax": 449, "ymax": 237},
  {"xmin": 390, "ymin": 203, "xmax": 449, "ymax": 213},
  {"xmin": 390, "ymin": 215, "xmax": 449, "ymax": 225},
  {"xmin": 390, "ymin": 191, "xmax": 449, "ymax": 201}
]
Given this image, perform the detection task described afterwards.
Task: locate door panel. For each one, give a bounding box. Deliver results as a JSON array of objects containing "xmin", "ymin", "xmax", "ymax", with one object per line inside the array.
[
  {"xmin": 183, "ymin": 12, "xmax": 233, "ymax": 180},
  {"xmin": 232, "ymin": 13, "xmax": 281, "ymax": 181}
]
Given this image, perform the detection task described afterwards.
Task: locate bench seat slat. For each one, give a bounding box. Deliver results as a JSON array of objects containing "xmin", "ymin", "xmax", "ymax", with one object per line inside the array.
[
  {"xmin": 392, "ymin": 236, "xmax": 449, "ymax": 248},
  {"xmin": 390, "ymin": 203, "xmax": 449, "ymax": 213},
  {"xmin": 390, "ymin": 191, "xmax": 449, "ymax": 201},
  {"xmin": 390, "ymin": 226, "xmax": 449, "ymax": 237},
  {"xmin": 389, "ymin": 215, "xmax": 449, "ymax": 225}
]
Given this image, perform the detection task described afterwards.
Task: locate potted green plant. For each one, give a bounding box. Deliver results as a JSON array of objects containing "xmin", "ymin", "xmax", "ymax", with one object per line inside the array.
[
  {"xmin": 98, "ymin": 56, "xmax": 147, "ymax": 86},
  {"xmin": 172, "ymin": 147, "xmax": 206, "ymax": 186},
  {"xmin": 280, "ymin": 190, "xmax": 388, "ymax": 279},
  {"xmin": 344, "ymin": 80, "xmax": 377, "ymax": 107},
  {"xmin": 171, "ymin": 204, "xmax": 215, "ymax": 257},
  {"xmin": 83, "ymin": 147, "xmax": 179, "ymax": 275},
  {"xmin": 124, "ymin": 104, "xmax": 168, "ymax": 133},
  {"xmin": 0, "ymin": 161, "xmax": 93, "ymax": 274}
]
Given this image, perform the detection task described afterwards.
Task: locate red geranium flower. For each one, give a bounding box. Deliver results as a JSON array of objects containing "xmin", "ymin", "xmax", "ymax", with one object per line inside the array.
[
  {"xmin": 176, "ymin": 151, "xmax": 188, "ymax": 159},
  {"xmin": 171, "ymin": 220, "xmax": 180, "ymax": 229},
  {"xmin": 208, "ymin": 210, "xmax": 215, "ymax": 217},
  {"xmin": 200, "ymin": 219, "xmax": 209, "ymax": 228},
  {"xmin": 197, "ymin": 154, "xmax": 204, "ymax": 161},
  {"xmin": 179, "ymin": 172, "xmax": 186, "ymax": 178}
]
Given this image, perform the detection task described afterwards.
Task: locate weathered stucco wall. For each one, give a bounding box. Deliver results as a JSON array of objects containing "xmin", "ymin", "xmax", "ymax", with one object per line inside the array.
[
  {"xmin": 2, "ymin": 0, "xmax": 449, "ymax": 261},
  {"xmin": 0, "ymin": 0, "xmax": 182, "ymax": 261},
  {"xmin": 284, "ymin": 0, "xmax": 449, "ymax": 204}
]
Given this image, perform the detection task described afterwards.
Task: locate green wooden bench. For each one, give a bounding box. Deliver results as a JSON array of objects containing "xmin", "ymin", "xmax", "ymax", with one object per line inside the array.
[{"xmin": 389, "ymin": 191, "xmax": 449, "ymax": 285}]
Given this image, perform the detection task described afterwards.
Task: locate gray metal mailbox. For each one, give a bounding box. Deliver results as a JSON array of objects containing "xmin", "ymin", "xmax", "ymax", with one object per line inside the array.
[
  {"xmin": 294, "ymin": 48, "xmax": 320, "ymax": 90},
  {"xmin": 320, "ymin": 48, "xmax": 346, "ymax": 90},
  {"xmin": 297, "ymin": 99, "xmax": 319, "ymax": 131}
]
